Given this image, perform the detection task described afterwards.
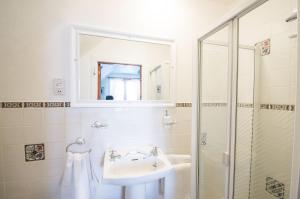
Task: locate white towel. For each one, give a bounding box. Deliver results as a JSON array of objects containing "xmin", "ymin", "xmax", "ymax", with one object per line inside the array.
[{"xmin": 60, "ymin": 152, "xmax": 98, "ymax": 199}]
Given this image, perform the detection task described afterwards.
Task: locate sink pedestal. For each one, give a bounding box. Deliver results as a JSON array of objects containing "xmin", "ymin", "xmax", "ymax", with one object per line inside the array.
[{"xmin": 125, "ymin": 184, "xmax": 146, "ymax": 199}]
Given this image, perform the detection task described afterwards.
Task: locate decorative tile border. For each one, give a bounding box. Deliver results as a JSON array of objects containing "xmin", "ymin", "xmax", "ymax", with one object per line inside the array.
[
  {"xmin": 0, "ymin": 102, "xmax": 296, "ymax": 111},
  {"xmin": 202, "ymin": 102, "xmax": 254, "ymax": 108},
  {"xmin": 201, "ymin": 102, "xmax": 295, "ymax": 111},
  {"xmin": 260, "ymin": 104, "xmax": 295, "ymax": 111},
  {"xmin": 65, "ymin": 102, "xmax": 71, "ymax": 107},
  {"xmin": 24, "ymin": 143, "xmax": 45, "ymax": 161},
  {"xmin": 45, "ymin": 102, "xmax": 65, "ymax": 108},
  {"xmin": 176, "ymin": 103, "xmax": 192, "ymax": 107},
  {"xmin": 0, "ymin": 102, "xmax": 71, "ymax": 108},
  {"xmin": 2, "ymin": 102, "xmax": 23, "ymax": 108},
  {"xmin": 237, "ymin": 103, "xmax": 253, "ymax": 108},
  {"xmin": 24, "ymin": 102, "xmax": 44, "ymax": 108},
  {"xmin": 1, "ymin": 101, "xmax": 192, "ymax": 108},
  {"xmin": 202, "ymin": 103, "xmax": 227, "ymax": 107}
]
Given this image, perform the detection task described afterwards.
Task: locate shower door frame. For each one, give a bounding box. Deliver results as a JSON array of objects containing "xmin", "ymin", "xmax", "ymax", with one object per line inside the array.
[
  {"xmin": 197, "ymin": 20, "xmax": 235, "ymax": 199},
  {"xmin": 290, "ymin": 0, "xmax": 300, "ymax": 198},
  {"xmin": 195, "ymin": 0, "xmax": 300, "ymax": 198}
]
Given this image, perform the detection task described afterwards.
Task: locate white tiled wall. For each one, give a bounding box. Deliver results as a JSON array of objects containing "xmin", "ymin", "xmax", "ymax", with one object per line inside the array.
[
  {"xmin": 250, "ymin": 109, "xmax": 295, "ymax": 199},
  {"xmin": 0, "ymin": 106, "xmax": 191, "ymax": 199}
]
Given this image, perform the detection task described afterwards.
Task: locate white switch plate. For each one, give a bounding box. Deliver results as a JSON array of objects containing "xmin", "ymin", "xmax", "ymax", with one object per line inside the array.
[
  {"xmin": 53, "ymin": 78, "xmax": 64, "ymax": 96},
  {"xmin": 200, "ymin": 132, "xmax": 207, "ymax": 145}
]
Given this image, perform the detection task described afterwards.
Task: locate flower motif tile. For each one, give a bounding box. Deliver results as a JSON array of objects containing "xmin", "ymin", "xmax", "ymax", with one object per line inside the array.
[{"xmin": 25, "ymin": 143, "xmax": 45, "ymax": 161}]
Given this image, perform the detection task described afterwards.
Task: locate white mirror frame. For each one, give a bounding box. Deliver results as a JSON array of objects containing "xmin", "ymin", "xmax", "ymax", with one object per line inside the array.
[{"xmin": 70, "ymin": 25, "xmax": 177, "ymax": 107}]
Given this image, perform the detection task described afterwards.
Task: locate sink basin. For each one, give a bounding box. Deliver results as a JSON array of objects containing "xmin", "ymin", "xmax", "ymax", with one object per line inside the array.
[{"xmin": 103, "ymin": 147, "xmax": 174, "ymax": 186}]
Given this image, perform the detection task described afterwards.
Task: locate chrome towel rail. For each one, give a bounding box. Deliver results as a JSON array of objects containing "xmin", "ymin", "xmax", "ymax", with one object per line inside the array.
[{"xmin": 66, "ymin": 137, "xmax": 92, "ymax": 154}]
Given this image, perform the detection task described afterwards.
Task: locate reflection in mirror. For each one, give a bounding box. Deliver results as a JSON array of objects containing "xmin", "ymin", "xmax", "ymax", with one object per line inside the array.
[
  {"xmin": 79, "ymin": 34, "xmax": 173, "ymax": 101},
  {"xmin": 98, "ymin": 62, "xmax": 141, "ymax": 101}
]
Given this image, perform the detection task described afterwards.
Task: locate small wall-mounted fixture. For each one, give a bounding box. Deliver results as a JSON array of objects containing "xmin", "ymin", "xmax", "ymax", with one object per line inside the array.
[
  {"xmin": 91, "ymin": 121, "xmax": 108, "ymax": 128},
  {"xmin": 53, "ymin": 78, "xmax": 65, "ymax": 96},
  {"xmin": 200, "ymin": 132, "xmax": 207, "ymax": 146},
  {"xmin": 163, "ymin": 110, "xmax": 176, "ymax": 126},
  {"xmin": 66, "ymin": 137, "xmax": 92, "ymax": 154},
  {"xmin": 285, "ymin": 9, "xmax": 297, "ymax": 22}
]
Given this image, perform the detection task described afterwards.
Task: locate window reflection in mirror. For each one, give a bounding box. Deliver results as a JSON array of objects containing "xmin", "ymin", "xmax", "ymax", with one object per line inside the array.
[
  {"xmin": 79, "ymin": 34, "xmax": 173, "ymax": 101},
  {"xmin": 98, "ymin": 62, "xmax": 141, "ymax": 100}
]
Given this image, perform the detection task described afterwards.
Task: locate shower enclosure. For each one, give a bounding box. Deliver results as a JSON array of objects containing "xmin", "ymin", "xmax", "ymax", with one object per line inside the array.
[{"xmin": 196, "ymin": 0, "xmax": 299, "ymax": 198}]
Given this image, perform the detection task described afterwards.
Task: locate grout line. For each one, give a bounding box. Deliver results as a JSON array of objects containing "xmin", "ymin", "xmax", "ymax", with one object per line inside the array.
[{"xmin": 0, "ymin": 145, "xmax": 7, "ymax": 199}]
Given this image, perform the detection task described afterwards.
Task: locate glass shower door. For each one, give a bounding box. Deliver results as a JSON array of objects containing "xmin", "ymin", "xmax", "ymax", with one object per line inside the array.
[
  {"xmin": 198, "ymin": 0, "xmax": 299, "ymax": 199},
  {"xmin": 199, "ymin": 25, "xmax": 231, "ymax": 199},
  {"xmin": 234, "ymin": 0, "xmax": 297, "ymax": 198}
]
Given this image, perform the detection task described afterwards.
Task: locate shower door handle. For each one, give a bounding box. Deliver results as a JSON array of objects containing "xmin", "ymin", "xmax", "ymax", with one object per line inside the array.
[{"xmin": 222, "ymin": 152, "xmax": 230, "ymax": 167}]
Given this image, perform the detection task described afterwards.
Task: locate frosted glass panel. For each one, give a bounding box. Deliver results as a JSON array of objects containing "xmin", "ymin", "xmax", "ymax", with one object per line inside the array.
[
  {"xmin": 199, "ymin": 25, "xmax": 229, "ymax": 199},
  {"xmin": 234, "ymin": 0, "xmax": 297, "ymax": 198}
]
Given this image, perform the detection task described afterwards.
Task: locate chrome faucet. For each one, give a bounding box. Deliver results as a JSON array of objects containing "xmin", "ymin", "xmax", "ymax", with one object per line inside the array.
[
  {"xmin": 150, "ymin": 146, "xmax": 159, "ymax": 157},
  {"xmin": 150, "ymin": 147, "xmax": 159, "ymax": 168},
  {"xmin": 109, "ymin": 150, "xmax": 121, "ymax": 161}
]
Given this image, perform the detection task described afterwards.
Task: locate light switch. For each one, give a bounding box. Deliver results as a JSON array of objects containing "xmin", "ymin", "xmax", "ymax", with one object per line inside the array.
[{"xmin": 53, "ymin": 78, "xmax": 64, "ymax": 96}]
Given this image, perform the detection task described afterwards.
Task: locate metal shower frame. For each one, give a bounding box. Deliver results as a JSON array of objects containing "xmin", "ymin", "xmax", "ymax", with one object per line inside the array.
[{"xmin": 194, "ymin": 0, "xmax": 300, "ymax": 198}]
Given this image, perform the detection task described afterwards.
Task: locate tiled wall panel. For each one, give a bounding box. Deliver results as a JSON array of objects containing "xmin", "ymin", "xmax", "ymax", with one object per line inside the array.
[{"xmin": 0, "ymin": 106, "xmax": 192, "ymax": 199}]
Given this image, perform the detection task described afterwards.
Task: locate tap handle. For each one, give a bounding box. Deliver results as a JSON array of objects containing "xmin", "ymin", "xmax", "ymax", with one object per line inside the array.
[
  {"xmin": 110, "ymin": 149, "xmax": 116, "ymax": 155},
  {"xmin": 151, "ymin": 146, "xmax": 159, "ymax": 156}
]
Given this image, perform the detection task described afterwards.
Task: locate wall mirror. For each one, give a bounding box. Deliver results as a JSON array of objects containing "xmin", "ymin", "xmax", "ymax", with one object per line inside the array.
[{"xmin": 71, "ymin": 25, "xmax": 176, "ymax": 107}]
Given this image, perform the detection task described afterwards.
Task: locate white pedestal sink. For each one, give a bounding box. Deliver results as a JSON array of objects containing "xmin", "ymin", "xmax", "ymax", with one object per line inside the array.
[{"xmin": 102, "ymin": 147, "xmax": 174, "ymax": 199}]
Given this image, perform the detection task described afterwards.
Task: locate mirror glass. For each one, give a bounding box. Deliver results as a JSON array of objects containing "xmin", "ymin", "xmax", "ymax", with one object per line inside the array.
[{"xmin": 79, "ymin": 34, "xmax": 173, "ymax": 101}]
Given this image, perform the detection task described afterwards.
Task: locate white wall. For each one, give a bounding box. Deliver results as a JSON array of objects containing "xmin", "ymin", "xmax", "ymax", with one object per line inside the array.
[
  {"xmin": 0, "ymin": 0, "xmax": 238, "ymax": 199},
  {"xmin": 0, "ymin": 0, "xmax": 236, "ymax": 102}
]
